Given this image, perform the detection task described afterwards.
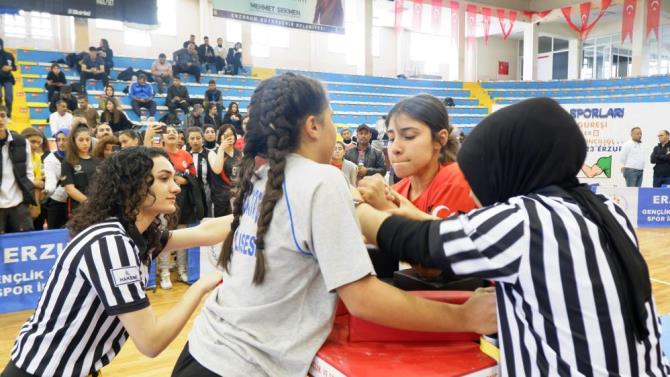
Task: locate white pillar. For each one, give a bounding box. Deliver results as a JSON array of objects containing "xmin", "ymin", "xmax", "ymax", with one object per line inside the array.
[
  {"xmin": 456, "ymin": 5, "xmax": 466, "ymax": 80},
  {"xmin": 198, "ymin": 0, "xmax": 210, "ymax": 40},
  {"xmin": 523, "ymin": 22, "xmax": 538, "ymax": 80},
  {"xmin": 364, "ymin": 0, "xmax": 373, "ymax": 75},
  {"xmin": 567, "ymin": 38, "xmax": 581, "ymax": 79},
  {"xmin": 631, "ymin": 0, "xmax": 648, "ymax": 76}
]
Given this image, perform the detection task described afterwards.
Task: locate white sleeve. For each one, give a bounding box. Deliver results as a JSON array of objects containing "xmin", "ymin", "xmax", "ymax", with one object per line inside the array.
[
  {"xmin": 25, "ymin": 142, "xmax": 34, "ymax": 183},
  {"xmin": 43, "ymin": 156, "xmax": 58, "ymax": 196},
  {"xmin": 619, "ymin": 142, "xmax": 631, "ymax": 165}
]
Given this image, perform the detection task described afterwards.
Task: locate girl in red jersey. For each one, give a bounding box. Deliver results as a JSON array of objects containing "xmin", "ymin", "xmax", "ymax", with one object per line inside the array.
[{"xmin": 359, "ymin": 94, "xmax": 475, "ymax": 218}]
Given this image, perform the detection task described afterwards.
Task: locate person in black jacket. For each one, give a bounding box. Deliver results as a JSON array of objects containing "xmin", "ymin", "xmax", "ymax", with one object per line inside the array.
[
  {"xmin": 166, "ymin": 75, "xmax": 190, "ymax": 115},
  {"xmin": 100, "ymin": 98, "xmax": 134, "ymax": 132},
  {"xmin": 0, "ymin": 39, "xmax": 17, "ymax": 118},
  {"xmin": 651, "ymin": 130, "xmax": 670, "ymax": 187},
  {"xmin": 198, "ymin": 36, "xmax": 216, "ymax": 73},
  {"xmin": 344, "ymin": 123, "xmax": 386, "ymax": 179},
  {"xmin": 49, "ymin": 85, "xmax": 77, "ymax": 113},
  {"xmin": 0, "ymin": 105, "xmax": 35, "ymax": 233},
  {"xmin": 222, "ymin": 101, "xmax": 242, "ymax": 134},
  {"xmin": 225, "ymin": 42, "xmax": 245, "ymax": 75},
  {"xmin": 45, "ymin": 63, "xmax": 67, "ymax": 102},
  {"xmin": 97, "ymin": 39, "xmax": 114, "ymax": 75}
]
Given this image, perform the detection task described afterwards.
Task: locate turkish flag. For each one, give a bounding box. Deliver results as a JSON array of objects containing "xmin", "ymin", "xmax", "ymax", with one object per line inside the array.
[
  {"xmin": 647, "ymin": 0, "xmax": 663, "ymax": 40},
  {"xmin": 622, "ymin": 0, "xmax": 636, "ymax": 43},
  {"xmin": 497, "ymin": 9, "xmax": 517, "ymax": 40},
  {"xmin": 431, "ymin": 0, "xmax": 442, "ymax": 34},
  {"xmin": 395, "ymin": 0, "xmax": 404, "ymax": 31},
  {"xmin": 413, "ymin": 0, "xmax": 423, "ymax": 31},
  {"xmin": 482, "ymin": 7, "xmax": 492, "ymax": 43},
  {"xmin": 466, "ymin": 4, "xmax": 477, "ymax": 47},
  {"xmin": 450, "ymin": 1, "xmax": 459, "ymax": 45}
]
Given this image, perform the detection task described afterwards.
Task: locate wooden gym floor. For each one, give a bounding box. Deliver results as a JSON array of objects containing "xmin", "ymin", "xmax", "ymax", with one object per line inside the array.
[{"xmin": 0, "ymin": 228, "xmax": 669, "ymax": 376}]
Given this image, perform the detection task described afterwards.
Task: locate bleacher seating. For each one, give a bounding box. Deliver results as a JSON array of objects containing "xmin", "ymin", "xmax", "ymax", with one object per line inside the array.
[
  {"xmin": 482, "ymin": 75, "xmax": 670, "ymax": 105},
  {"xmin": 17, "ymin": 49, "xmax": 487, "ymax": 135}
]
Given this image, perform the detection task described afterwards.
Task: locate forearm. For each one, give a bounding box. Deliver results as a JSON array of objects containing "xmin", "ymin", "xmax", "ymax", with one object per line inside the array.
[
  {"xmin": 341, "ymin": 277, "xmax": 466, "ymax": 332},
  {"xmin": 65, "ymin": 185, "xmax": 87, "ymax": 202},
  {"xmin": 163, "ymin": 215, "xmax": 233, "ymax": 252}
]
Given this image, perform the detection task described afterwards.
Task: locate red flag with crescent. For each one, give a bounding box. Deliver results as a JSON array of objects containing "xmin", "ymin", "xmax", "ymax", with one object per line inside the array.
[
  {"xmin": 622, "ymin": 0, "xmax": 636, "ymax": 43},
  {"xmin": 647, "ymin": 0, "xmax": 663, "ymax": 40}
]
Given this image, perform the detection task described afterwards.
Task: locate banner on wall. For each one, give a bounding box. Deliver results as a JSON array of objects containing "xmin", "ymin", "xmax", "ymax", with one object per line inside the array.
[
  {"xmin": 212, "ymin": 0, "xmax": 345, "ymax": 34},
  {"xmin": 0, "ymin": 229, "xmax": 69, "ymax": 314},
  {"xmin": 492, "ymin": 102, "xmax": 670, "ymax": 188},
  {"xmin": 0, "ymin": 0, "xmax": 157, "ymax": 25}
]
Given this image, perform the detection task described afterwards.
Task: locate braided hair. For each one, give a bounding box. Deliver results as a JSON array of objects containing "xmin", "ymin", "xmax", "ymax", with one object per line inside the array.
[{"xmin": 218, "ymin": 73, "xmax": 329, "ymax": 284}]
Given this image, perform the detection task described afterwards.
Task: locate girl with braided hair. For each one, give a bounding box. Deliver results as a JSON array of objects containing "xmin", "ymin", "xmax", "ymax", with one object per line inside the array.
[{"xmin": 174, "ymin": 73, "xmax": 496, "ymax": 377}]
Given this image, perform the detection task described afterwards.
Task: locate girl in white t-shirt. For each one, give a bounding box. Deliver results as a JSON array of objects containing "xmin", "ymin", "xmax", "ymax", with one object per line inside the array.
[{"xmin": 172, "ymin": 73, "xmax": 497, "ymax": 377}]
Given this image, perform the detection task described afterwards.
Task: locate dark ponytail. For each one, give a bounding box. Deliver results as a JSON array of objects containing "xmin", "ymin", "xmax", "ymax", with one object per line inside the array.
[
  {"xmin": 387, "ymin": 94, "xmax": 459, "ymax": 164},
  {"xmin": 218, "ymin": 73, "xmax": 328, "ymax": 284}
]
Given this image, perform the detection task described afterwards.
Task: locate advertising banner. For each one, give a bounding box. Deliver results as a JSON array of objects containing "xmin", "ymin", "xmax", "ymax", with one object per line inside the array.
[
  {"xmin": 0, "ymin": 0, "xmax": 157, "ymax": 25},
  {"xmin": 213, "ymin": 0, "xmax": 345, "ymax": 34}
]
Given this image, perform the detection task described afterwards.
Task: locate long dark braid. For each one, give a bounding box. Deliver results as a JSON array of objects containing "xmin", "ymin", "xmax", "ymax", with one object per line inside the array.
[{"xmin": 218, "ymin": 73, "xmax": 328, "ymax": 284}]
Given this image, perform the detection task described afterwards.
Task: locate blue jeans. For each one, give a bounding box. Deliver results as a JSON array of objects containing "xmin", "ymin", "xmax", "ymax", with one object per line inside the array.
[
  {"xmin": 653, "ymin": 176, "xmax": 670, "ymax": 188},
  {"xmin": 623, "ymin": 168, "xmax": 643, "ymax": 187},
  {"xmin": 0, "ymin": 81, "xmax": 13, "ymax": 117}
]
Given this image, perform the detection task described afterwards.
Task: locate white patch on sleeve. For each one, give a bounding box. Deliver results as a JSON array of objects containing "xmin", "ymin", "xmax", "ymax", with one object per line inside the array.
[{"xmin": 111, "ymin": 266, "xmax": 141, "ymax": 287}]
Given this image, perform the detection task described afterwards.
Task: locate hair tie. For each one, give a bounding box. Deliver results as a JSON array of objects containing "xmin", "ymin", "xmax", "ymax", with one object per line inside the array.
[{"xmin": 268, "ymin": 123, "xmax": 276, "ymax": 131}]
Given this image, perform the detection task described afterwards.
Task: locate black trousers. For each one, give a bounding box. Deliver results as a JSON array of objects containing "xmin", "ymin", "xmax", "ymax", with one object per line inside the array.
[
  {"xmin": 171, "ymin": 343, "xmax": 221, "ymax": 377},
  {"xmin": 0, "ymin": 204, "xmax": 34, "ymax": 233},
  {"xmin": 80, "ymin": 71, "xmax": 109, "ymax": 88},
  {"xmin": 45, "ymin": 199, "xmax": 68, "ymax": 229}
]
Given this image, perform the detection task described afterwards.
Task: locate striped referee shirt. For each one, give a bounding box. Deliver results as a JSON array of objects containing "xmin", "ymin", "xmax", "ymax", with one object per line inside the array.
[
  {"xmin": 384, "ymin": 186, "xmax": 670, "ymax": 376},
  {"xmin": 10, "ymin": 219, "xmax": 151, "ymax": 377}
]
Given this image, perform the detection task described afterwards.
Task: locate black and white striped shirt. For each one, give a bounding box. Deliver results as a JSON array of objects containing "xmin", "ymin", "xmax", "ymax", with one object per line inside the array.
[
  {"xmin": 10, "ymin": 219, "xmax": 150, "ymax": 377},
  {"xmin": 426, "ymin": 188, "xmax": 670, "ymax": 376}
]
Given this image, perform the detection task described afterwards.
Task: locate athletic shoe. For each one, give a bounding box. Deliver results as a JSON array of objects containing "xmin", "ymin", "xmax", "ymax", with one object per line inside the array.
[{"xmin": 160, "ymin": 273, "xmax": 173, "ymax": 289}]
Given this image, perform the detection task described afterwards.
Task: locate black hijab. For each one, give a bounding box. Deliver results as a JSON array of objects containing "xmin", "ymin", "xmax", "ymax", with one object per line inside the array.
[{"xmin": 458, "ymin": 97, "xmax": 651, "ymax": 341}]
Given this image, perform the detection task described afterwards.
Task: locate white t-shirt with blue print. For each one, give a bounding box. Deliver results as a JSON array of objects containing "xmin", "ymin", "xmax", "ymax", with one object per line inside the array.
[{"xmin": 189, "ymin": 153, "xmax": 375, "ymax": 377}]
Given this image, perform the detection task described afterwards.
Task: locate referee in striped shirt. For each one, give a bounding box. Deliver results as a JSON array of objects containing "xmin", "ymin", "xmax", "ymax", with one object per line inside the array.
[
  {"xmin": 3, "ymin": 147, "xmax": 232, "ymax": 377},
  {"xmin": 356, "ymin": 98, "xmax": 670, "ymax": 376}
]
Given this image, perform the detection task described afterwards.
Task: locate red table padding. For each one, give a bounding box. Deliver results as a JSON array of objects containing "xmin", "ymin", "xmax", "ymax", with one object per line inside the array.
[{"xmin": 311, "ymin": 315, "xmax": 497, "ymax": 377}]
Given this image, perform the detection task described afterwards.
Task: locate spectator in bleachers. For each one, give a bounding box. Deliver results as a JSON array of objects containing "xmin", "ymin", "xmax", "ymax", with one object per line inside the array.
[
  {"xmin": 80, "ymin": 46, "xmax": 109, "ymax": 88},
  {"xmin": 222, "ymin": 101, "xmax": 242, "ymax": 134},
  {"xmin": 184, "ymin": 34, "xmax": 196, "ymax": 48},
  {"xmin": 154, "ymin": 124, "xmax": 199, "ymax": 289},
  {"xmin": 0, "ymin": 105, "xmax": 35, "ymax": 233},
  {"xmin": 130, "ymin": 73, "xmax": 157, "ymax": 120},
  {"xmin": 43, "ymin": 129, "xmax": 69, "ymax": 229},
  {"xmin": 118, "ymin": 129, "xmax": 141, "ymax": 149},
  {"xmin": 61, "ymin": 125, "xmax": 99, "ymax": 211},
  {"xmin": 100, "ymin": 98, "xmax": 133, "ymax": 133},
  {"xmin": 204, "ymin": 80, "xmax": 224, "ymax": 119},
  {"xmin": 94, "ymin": 122, "xmax": 114, "ymax": 140},
  {"xmin": 20, "ymin": 127, "xmax": 46, "ymax": 230},
  {"xmin": 198, "ymin": 36, "xmax": 216, "ymax": 73},
  {"xmin": 620, "ymin": 127, "xmax": 645, "ymax": 187},
  {"xmin": 187, "ymin": 126, "xmax": 216, "ymax": 215},
  {"xmin": 45, "ymin": 63, "xmax": 67, "ymax": 102},
  {"xmin": 49, "ymin": 85, "xmax": 77, "ymax": 113},
  {"xmin": 203, "ymin": 124, "xmax": 218, "ymax": 151},
  {"xmin": 167, "ymin": 75, "xmax": 191, "ymax": 115},
  {"xmin": 73, "ymin": 95, "xmax": 99, "ymax": 130},
  {"xmin": 226, "ymin": 42, "xmax": 245, "ymax": 75},
  {"xmin": 92, "ymin": 135, "xmax": 120, "ymax": 160},
  {"xmin": 97, "ymin": 84, "xmax": 122, "ymax": 111},
  {"xmin": 210, "ymin": 123, "xmax": 241, "ymax": 216},
  {"xmin": 340, "ymin": 128, "xmax": 355, "ymax": 149},
  {"xmin": 214, "ymin": 37, "xmax": 227, "ymax": 73},
  {"xmin": 151, "ymin": 53, "xmax": 173, "ymax": 94},
  {"xmin": 185, "ymin": 103, "xmax": 206, "ymax": 128},
  {"xmin": 49, "ymin": 100, "xmax": 74, "ymax": 136},
  {"xmin": 97, "ymin": 39, "xmax": 114, "ymax": 75},
  {"xmin": 0, "ymin": 39, "xmax": 16, "ymax": 118},
  {"xmin": 331, "ymin": 141, "xmax": 357, "ymax": 186},
  {"xmin": 651, "ymin": 129, "xmax": 670, "ymax": 187},
  {"xmin": 234, "ymin": 115, "xmax": 248, "ymax": 150},
  {"xmin": 204, "ymin": 103, "xmax": 221, "ymax": 128},
  {"xmin": 344, "ymin": 123, "xmax": 386, "ymax": 180},
  {"xmin": 174, "ymin": 43, "xmax": 201, "ymax": 83},
  {"xmin": 177, "ymin": 129, "xmax": 186, "ymax": 150}
]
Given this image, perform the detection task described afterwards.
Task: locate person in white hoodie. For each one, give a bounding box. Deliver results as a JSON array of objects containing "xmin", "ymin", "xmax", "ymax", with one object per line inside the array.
[{"xmin": 619, "ymin": 126, "xmax": 645, "ymax": 187}]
